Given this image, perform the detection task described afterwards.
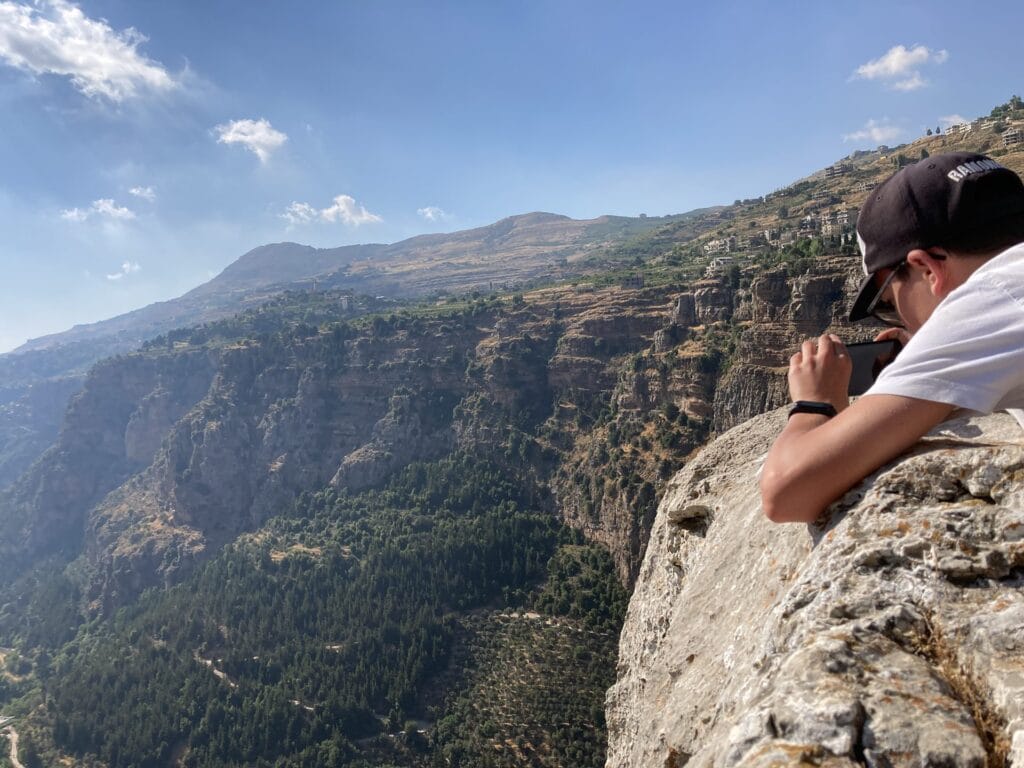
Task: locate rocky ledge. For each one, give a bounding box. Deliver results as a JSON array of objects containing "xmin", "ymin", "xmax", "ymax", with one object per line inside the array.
[{"xmin": 607, "ymin": 409, "xmax": 1024, "ymax": 767}]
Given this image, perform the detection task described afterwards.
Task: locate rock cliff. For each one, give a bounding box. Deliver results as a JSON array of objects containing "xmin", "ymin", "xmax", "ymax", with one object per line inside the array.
[
  {"xmin": 0, "ymin": 284, "xmax": 701, "ymax": 609},
  {"xmin": 712, "ymin": 262, "xmax": 853, "ymax": 432},
  {"xmin": 0, "ymin": 349, "xmax": 217, "ymax": 566},
  {"xmin": 2, "ymin": 252, "xmax": 877, "ymax": 607},
  {"xmin": 608, "ymin": 409, "xmax": 1024, "ymax": 766}
]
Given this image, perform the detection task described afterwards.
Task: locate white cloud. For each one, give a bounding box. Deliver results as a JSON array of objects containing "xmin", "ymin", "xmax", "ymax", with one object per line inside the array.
[
  {"xmin": 0, "ymin": 0, "xmax": 175, "ymax": 102},
  {"xmin": 939, "ymin": 113, "xmax": 969, "ymax": 129},
  {"xmin": 891, "ymin": 72, "xmax": 925, "ymax": 92},
  {"xmin": 321, "ymin": 195, "xmax": 382, "ymax": 225},
  {"xmin": 281, "ymin": 201, "xmax": 318, "ymax": 225},
  {"xmin": 842, "ymin": 118, "xmax": 904, "ymax": 144},
  {"xmin": 91, "ymin": 198, "xmax": 134, "ymax": 219},
  {"xmin": 106, "ymin": 260, "xmax": 140, "ymax": 281},
  {"xmin": 129, "ymin": 185, "xmax": 155, "ymax": 201},
  {"xmin": 282, "ymin": 194, "xmax": 382, "ymax": 227},
  {"xmin": 852, "ymin": 44, "xmax": 948, "ymax": 91},
  {"xmin": 59, "ymin": 206, "xmax": 88, "ymax": 222},
  {"xmin": 215, "ymin": 118, "xmax": 287, "ymax": 163},
  {"xmin": 60, "ymin": 197, "xmax": 135, "ymax": 222},
  {"xmin": 417, "ymin": 206, "xmax": 448, "ymax": 222}
]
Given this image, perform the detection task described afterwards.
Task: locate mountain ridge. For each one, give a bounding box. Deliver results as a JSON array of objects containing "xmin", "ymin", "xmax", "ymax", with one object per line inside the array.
[{"xmin": 10, "ymin": 210, "xmax": 704, "ymax": 357}]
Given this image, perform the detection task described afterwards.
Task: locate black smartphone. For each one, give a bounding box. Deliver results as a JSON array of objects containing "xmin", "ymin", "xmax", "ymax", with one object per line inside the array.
[{"xmin": 846, "ymin": 339, "xmax": 902, "ymax": 396}]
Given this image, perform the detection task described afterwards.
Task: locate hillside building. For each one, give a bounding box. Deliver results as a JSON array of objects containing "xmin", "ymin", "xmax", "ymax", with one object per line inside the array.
[
  {"xmin": 798, "ymin": 215, "xmax": 819, "ymax": 234},
  {"xmin": 821, "ymin": 221, "xmax": 842, "ymax": 237},
  {"xmin": 825, "ymin": 163, "xmax": 851, "ymax": 179},
  {"xmin": 1004, "ymin": 128, "xmax": 1023, "ymax": 148},
  {"xmin": 836, "ymin": 208, "xmax": 857, "ymax": 227},
  {"xmin": 706, "ymin": 256, "xmax": 735, "ymax": 274},
  {"xmin": 703, "ymin": 236, "xmax": 736, "ymax": 255}
]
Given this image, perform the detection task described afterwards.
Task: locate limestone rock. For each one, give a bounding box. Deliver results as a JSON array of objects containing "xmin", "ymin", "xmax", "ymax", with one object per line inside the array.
[
  {"xmin": 674, "ymin": 293, "xmax": 697, "ymax": 326},
  {"xmin": 695, "ymin": 284, "xmax": 734, "ymax": 324},
  {"xmin": 607, "ymin": 409, "xmax": 1024, "ymax": 767},
  {"xmin": 751, "ymin": 270, "xmax": 790, "ymax": 322},
  {"xmin": 330, "ymin": 392, "xmax": 453, "ymax": 492}
]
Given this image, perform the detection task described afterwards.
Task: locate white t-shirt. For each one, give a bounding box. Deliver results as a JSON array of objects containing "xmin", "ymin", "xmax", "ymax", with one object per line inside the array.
[{"xmin": 866, "ymin": 241, "xmax": 1024, "ymax": 428}]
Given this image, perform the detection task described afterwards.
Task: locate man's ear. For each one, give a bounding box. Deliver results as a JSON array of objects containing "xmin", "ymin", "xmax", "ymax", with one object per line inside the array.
[{"xmin": 906, "ymin": 248, "xmax": 949, "ymax": 297}]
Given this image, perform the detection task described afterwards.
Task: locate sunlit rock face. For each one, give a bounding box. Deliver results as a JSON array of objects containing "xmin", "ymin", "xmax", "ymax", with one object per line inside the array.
[{"xmin": 608, "ymin": 409, "xmax": 1024, "ymax": 767}]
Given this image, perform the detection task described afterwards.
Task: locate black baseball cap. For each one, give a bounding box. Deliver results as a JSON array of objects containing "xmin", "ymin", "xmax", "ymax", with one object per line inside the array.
[{"xmin": 849, "ymin": 152, "xmax": 1024, "ymax": 322}]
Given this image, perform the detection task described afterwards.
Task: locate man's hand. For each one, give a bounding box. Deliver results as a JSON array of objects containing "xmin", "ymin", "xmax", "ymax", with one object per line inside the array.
[
  {"xmin": 873, "ymin": 327, "xmax": 912, "ymax": 346},
  {"xmin": 788, "ymin": 333, "xmax": 852, "ymax": 411}
]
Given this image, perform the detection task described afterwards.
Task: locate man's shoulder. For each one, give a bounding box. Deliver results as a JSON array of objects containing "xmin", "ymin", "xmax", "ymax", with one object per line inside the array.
[
  {"xmin": 951, "ymin": 242, "xmax": 1024, "ymax": 307},
  {"xmin": 977, "ymin": 240, "xmax": 1024, "ymax": 278}
]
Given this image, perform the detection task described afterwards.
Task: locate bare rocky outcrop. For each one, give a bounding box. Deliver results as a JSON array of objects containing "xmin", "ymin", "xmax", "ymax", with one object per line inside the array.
[
  {"xmin": 694, "ymin": 283, "xmax": 734, "ymax": 324},
  {"xmin": 608, "ymin": 409, "xmax": 1024, "ymax": 767},
  {"xmin": 330, "ymin": 391, "xmax": 455, "ymax": 492},
  {"xmin": 712, "ymin": 257, "xmax": 857, "ymax": 433},
  {"xmin": 0, "ymin": 349, "xmax": 217, "ymax": 569},
  {"xmin": 68, "ymin": 286, "xmax": 693, "ymax": 609}
]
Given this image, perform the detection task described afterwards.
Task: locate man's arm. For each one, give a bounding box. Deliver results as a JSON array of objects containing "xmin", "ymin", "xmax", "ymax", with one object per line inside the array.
[{"xmin": 760, "ymin": 334, "xmax": 954, "ymax": 523}]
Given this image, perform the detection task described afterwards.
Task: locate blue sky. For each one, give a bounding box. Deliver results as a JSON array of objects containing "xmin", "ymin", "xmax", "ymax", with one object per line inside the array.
[{"xmin": 0, "ymin": 0, "xmax": 1021, "ymax": 352}]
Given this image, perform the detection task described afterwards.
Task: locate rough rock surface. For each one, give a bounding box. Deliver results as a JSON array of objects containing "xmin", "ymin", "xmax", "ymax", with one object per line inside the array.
[{"xmin": 608, "ymin": 409, "xmax": 1024, "ymax": 767}]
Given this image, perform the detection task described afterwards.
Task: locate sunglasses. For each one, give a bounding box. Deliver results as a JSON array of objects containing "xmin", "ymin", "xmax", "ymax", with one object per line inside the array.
[{"xmin": 865, "ymin": 261, "xmax": 906, "ymax": 327}]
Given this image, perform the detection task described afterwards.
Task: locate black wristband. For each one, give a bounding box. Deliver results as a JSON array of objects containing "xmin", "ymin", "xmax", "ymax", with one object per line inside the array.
[{"xmin": 788, "ymin": 400, "xmax": 837, "ymax": 419}]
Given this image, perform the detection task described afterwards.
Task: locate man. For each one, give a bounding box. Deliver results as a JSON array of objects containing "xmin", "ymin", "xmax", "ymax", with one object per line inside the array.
[{"xmin": 761, "ymin": 152, "xmax": 1024, "ymax": 523}]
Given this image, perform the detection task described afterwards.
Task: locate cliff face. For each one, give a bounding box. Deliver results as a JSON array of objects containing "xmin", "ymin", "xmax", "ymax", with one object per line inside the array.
[
  {"xmin": 608, "ymin": 409, "xmax": 1024, "ymax": 767},
  {"xmin": 0, "ymin": 375, "xmax": 85, "ymax": 490},
  {"xmin": 712, "ymin": 262, "xmax": 851, "ymax": 432},
  {"xmin": 81, "ymin": 322, "xmax": 484, "ymax": 610},
  {"xmin": 1, "ymin": 248, "xmax": 877, "ymax": 609},
  {"xmin": 0, "ymin": 285, "xmax": 691, "ymax": 609},
  {"xmin": 0, "ymin": 349, "xmax": 217, "ymax": 567}
]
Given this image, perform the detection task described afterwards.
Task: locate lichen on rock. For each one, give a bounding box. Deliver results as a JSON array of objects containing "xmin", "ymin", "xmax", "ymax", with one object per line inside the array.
[{"xmin": 607, "ymin": 409, "xmax": 1024, "ymax": 767}]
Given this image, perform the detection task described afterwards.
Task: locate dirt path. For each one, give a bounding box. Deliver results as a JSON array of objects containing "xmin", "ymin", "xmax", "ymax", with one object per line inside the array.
[
  {"xmin": 193, "ymin": 652, "xmax": 238, "ymax": 689},
  {"xmin": 4, "ymin": 726, "xmax": 25, "ymax": 768}
]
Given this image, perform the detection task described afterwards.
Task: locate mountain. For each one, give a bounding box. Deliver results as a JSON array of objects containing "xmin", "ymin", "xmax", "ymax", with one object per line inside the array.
[
  {"xmin": 0, "ymin": 210, "xmax": 716, "ymax": 490},
  {"xmin": 12, "ymin": 211, "xmax": 714, "ymax": 358}
]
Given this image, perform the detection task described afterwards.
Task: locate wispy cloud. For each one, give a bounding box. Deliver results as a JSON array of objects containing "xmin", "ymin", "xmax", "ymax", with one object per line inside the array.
[
  {"xmin": 60, "ymin": 197, "xmax": 135, "ymax": 221},
  {"xmin": 282, "ymin": 201, "xmax": 317, "ymax": 225},
  {"xmin": 215, "ymin": 118, "xmax": 287, "ymax": 163},
  {"xmin": 59, "ymin": 206, "xmax": 89, "ymax": 222},
  {"xmin": 0, "ymin": 0, "xmax": 175, "ymax": 101},
  {"xmin": 842, "ymin": 118, "xmax": 903, "ymax": 145},
  {"xmin": 417, "ymin": 206, "xmax": 449, "ymax": 222},
  {"xmin": 129, "ymin": 185, "xmax": 155, "ymax": 201},
  {"xmin": 852, "ymin": 44, "xmax": 948, "ymax": 91},
  {"xmin": 283, "ymin": 194, "xmax": 382, "ymax": 227},
  {"xmin": 938, "ymin": 114, "xmax": 969, "ymax": 129},
  {"xmin": 106, "ymin": 260, "xmax": 140, "ymax": 281}
]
